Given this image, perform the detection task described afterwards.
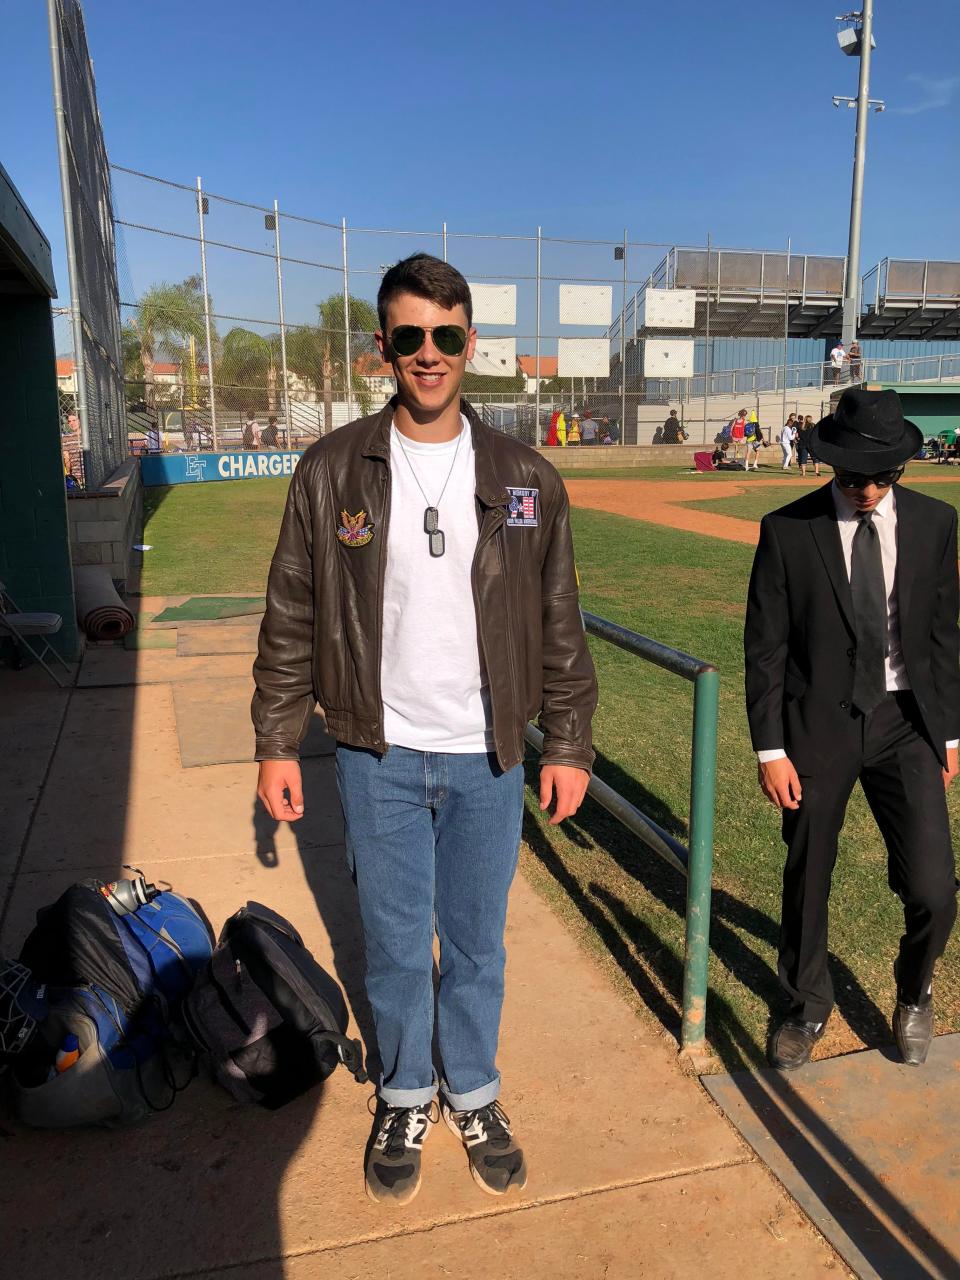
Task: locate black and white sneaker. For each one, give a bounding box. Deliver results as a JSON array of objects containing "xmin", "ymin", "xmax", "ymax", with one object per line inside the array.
[
  {"xmin": 442, "ymin": 1098, "xmax": 528, "ymax": 1196},
  {"xmin": 365, "ymin": 1099, "xmax": 436, "ymax": 1204}
]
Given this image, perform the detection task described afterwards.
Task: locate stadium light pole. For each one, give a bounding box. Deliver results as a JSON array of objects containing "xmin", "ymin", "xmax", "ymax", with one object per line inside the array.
[{"xmin": 838, "ymin": 0, "xmax": 876, "ymax": 348}]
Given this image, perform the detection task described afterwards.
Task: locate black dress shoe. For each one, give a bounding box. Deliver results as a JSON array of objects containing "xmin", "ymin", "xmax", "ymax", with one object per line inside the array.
[
  {"xmin": 768, "ymin": 1017, "xmax": 826, "ymax": 1070},
  {"xmin": 893, "ymin": 1000, "xmax": 933, "ymax": 1066}
]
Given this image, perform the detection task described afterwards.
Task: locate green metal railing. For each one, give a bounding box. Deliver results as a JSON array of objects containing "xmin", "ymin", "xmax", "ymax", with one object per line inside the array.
[{"xmin": 525, "ymin": 609, "xmax": 719, "ymax": 1056}]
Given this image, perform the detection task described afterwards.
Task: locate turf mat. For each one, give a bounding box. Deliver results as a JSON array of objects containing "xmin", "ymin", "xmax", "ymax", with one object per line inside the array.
[{"xmin": 152, "ymin": 596, "xmax": 266, "ymax": 622}]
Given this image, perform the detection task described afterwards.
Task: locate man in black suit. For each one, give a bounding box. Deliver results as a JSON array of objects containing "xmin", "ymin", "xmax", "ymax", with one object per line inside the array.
[{"xmin": 744, "ymin": 388, "xmax": 959, "ymax": 1070}]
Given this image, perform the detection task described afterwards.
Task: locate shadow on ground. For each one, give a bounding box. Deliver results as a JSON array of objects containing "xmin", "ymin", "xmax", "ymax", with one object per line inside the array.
[{"xmin": 521, "ymin": 746, "xmax": 890, "ymax": 1071}]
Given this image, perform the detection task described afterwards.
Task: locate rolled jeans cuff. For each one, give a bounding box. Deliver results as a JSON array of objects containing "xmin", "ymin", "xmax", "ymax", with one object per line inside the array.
[
  {"xmin": 442, "ymin": 1072, "xmax": 500, "ymax": 1113},
  {"xmin": 379, "ymin": 1078, "xmax": 439, "ymax": 1109}
]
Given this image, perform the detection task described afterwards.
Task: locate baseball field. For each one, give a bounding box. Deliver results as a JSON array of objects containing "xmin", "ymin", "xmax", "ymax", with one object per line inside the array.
[{"xmin": 139, "ymin": 463, "xmax": 960, "ymax": 1069}]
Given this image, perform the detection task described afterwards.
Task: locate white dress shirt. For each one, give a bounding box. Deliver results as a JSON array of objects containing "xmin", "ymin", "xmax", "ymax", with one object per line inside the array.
[{"xmin": 758, "ymin": 482, "xmax": 958, "ymax": 762}]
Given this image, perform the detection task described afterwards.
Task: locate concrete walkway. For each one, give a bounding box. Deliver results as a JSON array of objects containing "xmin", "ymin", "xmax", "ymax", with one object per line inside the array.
[{"xmin": 0, "ymin": 620, "xmax": 842, "ymax": 1280}]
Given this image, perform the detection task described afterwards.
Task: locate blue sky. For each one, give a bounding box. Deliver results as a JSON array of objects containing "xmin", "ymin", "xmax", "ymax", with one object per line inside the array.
[{"xmin": 2, "ymin": 0, "xmax": 957, "ymax": 334}]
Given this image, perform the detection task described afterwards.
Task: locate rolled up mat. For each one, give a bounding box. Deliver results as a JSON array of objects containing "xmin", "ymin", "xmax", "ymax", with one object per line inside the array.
[{"xmin": 74, "ymin": 565, "xmax": 135, "ymax": 640}]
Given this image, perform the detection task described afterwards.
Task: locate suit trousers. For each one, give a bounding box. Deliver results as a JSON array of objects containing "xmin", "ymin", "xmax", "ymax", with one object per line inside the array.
[{"xmin": 780, "ymin": 691, "xmax": 958, "ymax": 1022}]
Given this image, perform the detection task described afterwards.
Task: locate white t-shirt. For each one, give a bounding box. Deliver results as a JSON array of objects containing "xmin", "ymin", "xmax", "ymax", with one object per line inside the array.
[
  {"xmin": 380, "ymin": 417, "xmax": 492, "ymax": 753},
  {"xmin": 830, "ymin": 345, "xmax": 845, "ymax": 368},
  {"xmin": 780, "ymin": 424, "xmax": 796, "ymax": 446}
]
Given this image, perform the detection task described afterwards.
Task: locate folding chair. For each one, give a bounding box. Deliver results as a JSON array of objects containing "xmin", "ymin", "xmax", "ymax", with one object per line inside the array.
[{"xmin": 0, "ymin": 580, "xmax": 73, "ymax": 688}]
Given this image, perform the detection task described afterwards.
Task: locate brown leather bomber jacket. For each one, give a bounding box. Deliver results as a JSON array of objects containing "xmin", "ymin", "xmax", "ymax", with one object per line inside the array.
[{"xmin": 252, "ymin": 398, "xmax": 597, "ymax": 773}]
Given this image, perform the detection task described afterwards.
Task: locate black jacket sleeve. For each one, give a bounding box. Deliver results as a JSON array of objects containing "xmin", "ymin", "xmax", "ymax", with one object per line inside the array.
[
  {"xmin": 744, "ymin": 515, "xmax": 790, "ymax": 753},
  {"xmin": 929, "ymin": 507, "xmax": 960, "ymax": 744}
]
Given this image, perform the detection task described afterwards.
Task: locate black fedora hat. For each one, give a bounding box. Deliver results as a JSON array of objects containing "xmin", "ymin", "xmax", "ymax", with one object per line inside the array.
[{"xmin": 809, "ymin": 387, "xmax": 922, "ymax": 472}]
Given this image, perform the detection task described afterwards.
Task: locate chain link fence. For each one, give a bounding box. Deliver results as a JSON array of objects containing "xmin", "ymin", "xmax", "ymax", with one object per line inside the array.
[
  {"xmin": 48, "ymin": 0, "xmax": 126, "ymax": 491},
  {"xmin": 49, "ymin": 162, "xmax": 956, "ymax": 465}
]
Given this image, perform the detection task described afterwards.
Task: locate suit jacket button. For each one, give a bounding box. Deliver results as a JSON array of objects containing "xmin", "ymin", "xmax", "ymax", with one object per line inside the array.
[
  {"xmin": 840, "ymin": 700, "xmax": 850, "ymax": 710},
  {"xmin": 847, "ymin": 648, "xmax": 856, "ymax": 658}
]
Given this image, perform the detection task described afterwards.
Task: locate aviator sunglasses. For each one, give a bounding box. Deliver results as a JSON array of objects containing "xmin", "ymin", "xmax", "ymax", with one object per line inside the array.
[
  {"xmin": 834, "ymin": 467, "xmax": 905, "ymax": 490},
  {"xmin": 387, "ymin": 324, "xmax": 468, "ymax": 357}
]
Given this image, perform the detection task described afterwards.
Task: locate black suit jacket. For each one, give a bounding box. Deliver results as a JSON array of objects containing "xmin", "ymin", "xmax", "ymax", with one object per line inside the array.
[{"xmin": 744, "ymin": 483, "xmax": 960, "ymax": 773}]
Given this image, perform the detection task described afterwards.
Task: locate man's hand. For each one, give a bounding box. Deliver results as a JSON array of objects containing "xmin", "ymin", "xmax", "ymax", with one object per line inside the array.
[
  {"xmin": 258, "ymin": 759, "xmax": 305, "ymax": 822},
  {"xmin": 943, "ymin": 746, "xmax": 959, "ymax": 789},
  {"xmin": 758, "ymin": 757, "xmax": 803, "ymax": 810},
  {"xmin": 539, "ymin": 764, "xmax": 590, "ymax": 825}
]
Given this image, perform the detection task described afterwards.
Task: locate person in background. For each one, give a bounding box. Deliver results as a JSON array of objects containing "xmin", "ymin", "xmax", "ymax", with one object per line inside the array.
[
  {"xmin": 605, "ymin": 417, "xmax": 621, "ymax": 444},
  {"xmin": 800, "ymin": 415, "xmax": 821, "ymax": 479},
  {"xmin": 566, "ymin": 413, "xmax": 581, "ymax": 446},
  {"xmin": 744, "ymin": 415, "xmax": 765, "ymax": 471},
  {"xmin": 730, "ymin": 408, "xmax": 747, "ymax": 462},
  {"xmin": 848, "ymin": 339, "xmax": 862, "ymax": 384},
  {"xmin": 580, "ymin": 411, "xmax": 598, "ymax": 446},
  {"xmin": 262, "ymin": 415, "xmax": 280, "ymax": 449},
  {"xmin": 652, "ymin": 424, "xmax": 665, "ymax": 445},
  {"xmin": 242, "ymin": 410, "xmax": 262, "ymax": 450},
  {"xmin": 780, "ymin": 414, "xmax": 798, "ymax": 470},
  {"xmin": 662, "ymin": 409, "xmax": 683, "ymax": 444},
  {"xmin": 829, "ymin": 340, "xmax": 846, "ymax": 386},
  {"xmin": 556, "ymin": 410, "xmax": 567, "ymax": 447},
  {"xmin": 546, "ymin": 409, "xmax": 560, "ymax": 447}
]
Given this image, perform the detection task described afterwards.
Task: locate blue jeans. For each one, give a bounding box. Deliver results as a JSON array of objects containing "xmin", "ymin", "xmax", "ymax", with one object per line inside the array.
[{"xmin": 335, "ymin": 745, "xmax": 524, "ymax": 1110}]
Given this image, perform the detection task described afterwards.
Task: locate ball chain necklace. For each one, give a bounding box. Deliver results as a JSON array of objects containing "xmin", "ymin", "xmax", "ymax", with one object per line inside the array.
[{"xmin": 393, "ymin": 422, "xmax": 465, "ymax": 558}]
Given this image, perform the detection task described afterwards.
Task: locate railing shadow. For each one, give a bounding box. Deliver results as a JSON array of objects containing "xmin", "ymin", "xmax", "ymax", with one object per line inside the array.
[{"xmin": 522, "ymin": 747, "xmax": 891, "ymax": 1068}]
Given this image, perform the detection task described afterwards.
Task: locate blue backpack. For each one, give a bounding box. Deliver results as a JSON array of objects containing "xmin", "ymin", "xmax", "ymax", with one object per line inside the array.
[{"xmin": 9, "ymin": 879, "xmax": 213, "ymax": 1127}]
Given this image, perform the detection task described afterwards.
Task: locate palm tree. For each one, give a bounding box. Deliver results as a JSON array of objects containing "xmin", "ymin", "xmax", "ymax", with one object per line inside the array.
[
  {"xmin": 216, "ymin": 327, "xmax": 282, "ymax": 412},
  {"xmin": 129, "ymin": 275, "xmax": 208, "ymax": 408},
  {"xmin": 286, "ymin": 293, "xmax": 379, "ymax": 430}
]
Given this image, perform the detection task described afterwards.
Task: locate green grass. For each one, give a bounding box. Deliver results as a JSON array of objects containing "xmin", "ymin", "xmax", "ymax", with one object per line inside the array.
[
  {"xmin": 141, "ymin": 476, "xmax": 960, "ymax": 1069},
  {"xmin": 679, "ymin": 480, "xmax": 960, "ymax": 526},
  {"xmin": 140, "ymin": 478, "xmax": 291, "ymax": 595}
]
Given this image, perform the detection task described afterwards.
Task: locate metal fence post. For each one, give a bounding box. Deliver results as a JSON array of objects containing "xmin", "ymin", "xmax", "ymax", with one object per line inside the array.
[
  {"xmin": 272, "ymin": 199, "xmax": 291, "ymax": 449},
  {"xmin": 781, "ymin": 236, "xmax": 791, "ymax": 431},
  {"xmin": 535, "ymin": 225, "xmax": 542, "ymax": 445},
  {"xmin": 681, "ymin": 667, "xmax": 719, "ymax": 1055},
  {"xmin": 342, "ymin": 217, "xmax": 353, "ymax": 423},
  {"xmin": 702, "ymin": 233, "xmax": 711, "ymax": 446},
  {"xmin": 620, "ymin": 230, "xmax": 627, "ymax": 444},
  {"xmin": 442, "ymin": 220, "xmax": 448, "ymax": 263},
  {"xmin": 196, "ymin": 176, "xmax": 218, "ymax": 450}
]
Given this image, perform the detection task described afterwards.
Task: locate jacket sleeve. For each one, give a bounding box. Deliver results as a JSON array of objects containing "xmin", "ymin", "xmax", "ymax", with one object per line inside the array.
[
  {"xmin": 537, "ymin": 473, "xmax": 598, "ymax": 772},
  {"xmin": 251, "ymin": 462, "xmax": 317, "ymax": 760},
  {"xmin": 744, "ymin": 515, "xmax": 790, "ymax": 753},
  {"xmin": 929, "ymin": 507, "xmax": 960, "ymax": 743}
]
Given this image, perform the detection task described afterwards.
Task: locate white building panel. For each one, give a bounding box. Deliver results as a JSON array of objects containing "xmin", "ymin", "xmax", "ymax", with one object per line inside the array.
[
  {"xmin": 638, "ymin": 289, "xmax": 696, "ymax": 330},
  {"xmin": 468, "ymin": 283, "xmax": 517, "ymax": 326},
  {"xmin": 643, "ymin": 339, "xmax": 695, "ymax": 377},
  {"xmin": 470, "ymin": 337, "xmax": 516, "ymax": 376},
  {"xmin": 557, "ymin": 338, "xmax": 609, "ymax": 378},
  {"xmin": 558, "ymin": 284, "xmax": 612, "ymax": 326}
]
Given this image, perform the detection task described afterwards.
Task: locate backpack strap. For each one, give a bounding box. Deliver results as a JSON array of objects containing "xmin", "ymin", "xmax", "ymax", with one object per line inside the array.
[{"xmin": 311, "ymin": 1030, "xmax": 367, "ymax": 1084}]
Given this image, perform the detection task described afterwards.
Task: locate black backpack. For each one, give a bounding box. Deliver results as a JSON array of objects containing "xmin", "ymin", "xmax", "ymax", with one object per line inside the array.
[{"xmin": 183, "ymin": 903, "xmax": 367, "ymax": 1109}]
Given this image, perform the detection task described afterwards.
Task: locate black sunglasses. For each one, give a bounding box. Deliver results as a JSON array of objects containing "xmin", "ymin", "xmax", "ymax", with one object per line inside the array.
[
  {"xmin": 834, "ymin": 467, "xmax": 904, "ymax": 490},
  {"xmin": 387, "ymin": 324, "xmax": 467, "ymax": 358}
]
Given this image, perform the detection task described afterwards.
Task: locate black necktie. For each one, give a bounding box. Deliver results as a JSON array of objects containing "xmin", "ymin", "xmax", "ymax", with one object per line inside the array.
[{"xmin": 850, "ymin": 512, "xmax": 887, "ymax": 715}]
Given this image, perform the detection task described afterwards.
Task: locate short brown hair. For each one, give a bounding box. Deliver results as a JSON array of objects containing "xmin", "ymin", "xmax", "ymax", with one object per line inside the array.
[{"xmin": 377, "ymin": 253, "xmax": 472, "ymax": 333}]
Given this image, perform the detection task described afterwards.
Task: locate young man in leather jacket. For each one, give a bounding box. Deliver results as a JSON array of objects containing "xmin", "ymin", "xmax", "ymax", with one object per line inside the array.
[{"xmin": 253, "ymin": 253, "xmax": 597, "ymax": 1204}]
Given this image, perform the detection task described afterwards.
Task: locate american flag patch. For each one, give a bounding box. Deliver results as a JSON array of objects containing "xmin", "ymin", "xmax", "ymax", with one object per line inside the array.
[{"xmin": 505, "ymin": 486, "xmax": 539, "ymax": 527}]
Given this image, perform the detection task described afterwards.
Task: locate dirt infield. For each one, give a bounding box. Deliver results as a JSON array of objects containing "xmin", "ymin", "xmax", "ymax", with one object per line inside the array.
[{"xmin": 565, "ymin": 471, "xmax": 960, "ymax": 543}]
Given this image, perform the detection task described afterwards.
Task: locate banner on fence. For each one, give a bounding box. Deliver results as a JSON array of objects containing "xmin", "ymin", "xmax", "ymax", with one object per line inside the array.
[{"xmin": 140, "ymin": 451, "xmax": 305, "ymax": 487}]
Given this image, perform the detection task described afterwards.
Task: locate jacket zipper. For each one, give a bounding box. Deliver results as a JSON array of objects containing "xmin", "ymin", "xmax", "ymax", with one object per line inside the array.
[{"xmin": 374, "ymin": 461, "xmax": 391, "ymax": 751}]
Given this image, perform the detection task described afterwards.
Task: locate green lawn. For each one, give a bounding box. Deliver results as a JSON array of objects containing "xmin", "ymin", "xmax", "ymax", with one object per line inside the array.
[
  {"xmin": 679, "ymin": 479, "xmax": 960, "ymax": 526},
  {"xmin": 140, "ymin": 478, "xmax": 290, "ymax": 595},
  {"xmin": 140, "ymin": 477, "xmax": 960, "ymax": 1068}
]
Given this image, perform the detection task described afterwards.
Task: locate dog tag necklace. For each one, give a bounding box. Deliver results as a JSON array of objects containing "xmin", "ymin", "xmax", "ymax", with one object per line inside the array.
[{"xmin": 393, "ymin": 424, "xmax": 464, "ymax": 558}]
